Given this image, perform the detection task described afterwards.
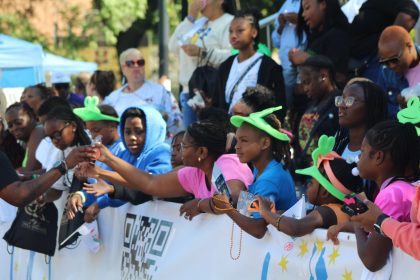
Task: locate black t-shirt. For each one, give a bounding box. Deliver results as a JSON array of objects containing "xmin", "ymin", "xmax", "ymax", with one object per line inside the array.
[
  {"xmin": 307, "ymin": 27, "xmax": 351, "ymax": 75},
  {"xmin": 350, "ymin": 0, "xmax": 419, "ymax": 58},
  {"xmin": 0, "ymin": 151, "xmax": 19, "ymax": 190}
]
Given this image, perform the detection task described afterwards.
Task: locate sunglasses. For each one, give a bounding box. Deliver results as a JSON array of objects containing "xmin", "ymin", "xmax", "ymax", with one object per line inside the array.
[
  {"xmin": 379, "ymin": 51, "xmax": 402, "ymax": 66},
  {"xmin": 335, "ymin": 96, "xmax": 358, "ymax": 107},
  {"xmin": 125, "ymin": 59, "xmax": 145, "ymax": 68}
]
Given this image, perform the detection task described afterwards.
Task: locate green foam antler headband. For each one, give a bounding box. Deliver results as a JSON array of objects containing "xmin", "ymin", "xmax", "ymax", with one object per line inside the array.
[
  {"xmin": 397, "ymin": 96, "xmax": 420, "ymax": 136},
  {"xmin": 230, "ymin": 106, "xmax": 290, "ymax": 142},
  {"xmin": 295, "ymin": 135, "xmax": 352, "ymax": 201},
  {"xmin": 73, "ymin": 96, "xmax": 120, "ymax": 123}
]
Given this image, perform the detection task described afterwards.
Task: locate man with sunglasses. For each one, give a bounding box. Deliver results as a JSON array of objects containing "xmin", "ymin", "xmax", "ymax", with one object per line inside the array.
[
  {"xmin": 379, "ymin": 25, "xmax": 420, "ymax": 87},
  {"xmin": 375, "ymin": 25, "xmax": 420, "ymax": 117},
  {"xmin": 103, "ymin": 48, "xmax": 182, "ymax": 138}
]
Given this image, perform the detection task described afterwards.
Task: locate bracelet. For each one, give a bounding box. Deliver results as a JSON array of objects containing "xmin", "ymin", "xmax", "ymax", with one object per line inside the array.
[
  {"xmin": 75, "ymin": 191, "xmax": 86, "ymax": 204},
  {"xmin": 275, "ymin": 215, "xmax": 284, "ymax": 231},
  {"xmin": 197, "ymin": 199, "xmax": 205, "ymax": 213}
]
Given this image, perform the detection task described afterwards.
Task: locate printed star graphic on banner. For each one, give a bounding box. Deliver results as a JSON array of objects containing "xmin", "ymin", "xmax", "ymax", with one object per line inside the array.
[
  {"xmin": 342, "ymin": 268, "xmax": 352, "ymax": 280},
  {"xmin": 298, "ymin": 240, "xmax": 309, "ymax": 257},
  {"xmin": 315, "ymin": 239, "xmax": 324, "ymax": 255},
  {"xmin": 328, "ymin": 247, "xmax": 340, "ymax": 265},
  {"xmin": 278, "ymin": 255, "xmax": 288, "ymax": 272}
]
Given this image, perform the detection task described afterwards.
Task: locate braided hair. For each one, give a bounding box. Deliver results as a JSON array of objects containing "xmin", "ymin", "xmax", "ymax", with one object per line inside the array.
[
  {"xmin": 365, "ymin": 120, "xmax": 419, "ymax": 180},
  {"xmin": 233, "ymin": 8, "xmax": 262, "ymax": 50},
  {"xmin": 262, "ymin": 114, "xmax": 291, "ymax": 169},
  {"xmin": 46, "ymin": 106, "xmax": 91, "ymax": 146},
  {"xmin": 5, "ymin": 102, "xmax": 37, "ymax": 121},
  {"xmin": 187, "ymin": 121, "xmax": 228, "ymax": 160}
]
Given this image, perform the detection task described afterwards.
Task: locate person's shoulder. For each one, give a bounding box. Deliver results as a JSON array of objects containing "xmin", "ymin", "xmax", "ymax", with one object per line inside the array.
[
  {"xmin": 218, "ymin": 13, "xmax": 234, "ymax": 23},
  {"xmin": 104, "ymin": 87, "xmax": 124, "ymax": 103},
  {"xmin": 261, "ymin": 55, "xmax": 282, "ymax": 69}
]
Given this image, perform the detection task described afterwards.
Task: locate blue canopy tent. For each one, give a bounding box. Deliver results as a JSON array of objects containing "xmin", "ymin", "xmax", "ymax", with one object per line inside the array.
[
  {"xmin": 0, "ymin": 34, "xmax": 44, "ymax": 88},
  {"xmin": 43, "ymin": 52, "xmax": 97, "ymax": 75}
]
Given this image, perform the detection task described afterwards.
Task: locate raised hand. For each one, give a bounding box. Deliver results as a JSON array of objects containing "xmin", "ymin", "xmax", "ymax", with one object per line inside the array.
[
  {"xmin": 75, "ymin": 162, "xmax": 100, "ymax": 179},
  {"xmin": 83, "ymin": 178, "xmax": 114, "ymax": 196}
]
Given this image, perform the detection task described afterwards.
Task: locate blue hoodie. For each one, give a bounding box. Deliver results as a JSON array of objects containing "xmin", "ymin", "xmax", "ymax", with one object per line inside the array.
[{"xmin": 84, "ymin": 106, "xmax": 172, "ymax": 207}]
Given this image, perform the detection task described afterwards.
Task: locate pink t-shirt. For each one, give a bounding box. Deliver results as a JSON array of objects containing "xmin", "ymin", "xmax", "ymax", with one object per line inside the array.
[
  {"xmin": 374, "ymin": 178, "xmax": 416, "ymax": 222},
  {"xmin": 177, "ymin": 154, "xmax": 253, "ymax": 199},
  {"xmin": 405, "ymin": 63, "xmax": 420, "ymax": 87}
]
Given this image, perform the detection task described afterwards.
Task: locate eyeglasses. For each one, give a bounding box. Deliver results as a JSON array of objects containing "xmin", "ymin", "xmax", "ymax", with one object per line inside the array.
[
  {"xmin": 180, "ymin": 142, "xmax": 196, "ymax": 150},
  {"xmin": 335, "ymin": 96, "xmax": 358, "ymax": 107},
  {"xmin": 125, "ymin": 59, "xmax": 145, "ymax": 68},
  {"xmin": 379, "ymin": 51, "xmax": 402, "ymax": 66},
  {"xmin": 48, "ymin": 123, "xmax": 70, "ymax": 141}
]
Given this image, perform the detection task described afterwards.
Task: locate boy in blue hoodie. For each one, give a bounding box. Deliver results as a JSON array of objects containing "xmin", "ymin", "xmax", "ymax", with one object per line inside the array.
[{"xmin": 68, "ymin": 104, "xmax": 172, "ymax": 218}]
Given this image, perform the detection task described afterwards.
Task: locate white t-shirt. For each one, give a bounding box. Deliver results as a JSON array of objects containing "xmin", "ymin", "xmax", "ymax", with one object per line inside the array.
[
  {"xmin": 104, "ymin": 80, "xmax": 183, "ymax": 135},
  {"xmin": 35, "ymin": 137, "xmax": 74, "ymax": 191},
  {"xmin": 225, "ymin": 53, "xmax": 263, "ymax": 113},
  {"xmin": 341, "ymin": 144, "xmax": 361, "ymax": 164}
]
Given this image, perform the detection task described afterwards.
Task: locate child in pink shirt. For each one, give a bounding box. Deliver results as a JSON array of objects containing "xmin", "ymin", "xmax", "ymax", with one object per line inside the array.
[{"xmin": 353, "ymin": 121, "xmax": 418, "ymax": 272}]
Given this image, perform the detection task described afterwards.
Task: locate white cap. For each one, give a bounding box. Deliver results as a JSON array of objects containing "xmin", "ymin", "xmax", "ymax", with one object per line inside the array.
[{"xmin": 51, "ymin": 72, "xmax": 71, "ymax": 84}]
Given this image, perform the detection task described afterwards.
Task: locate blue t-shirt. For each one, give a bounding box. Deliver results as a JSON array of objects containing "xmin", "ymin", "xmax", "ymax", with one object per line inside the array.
[{"xmin": 249, "ymin": 160, "xmax": 297, "ymax": 214}]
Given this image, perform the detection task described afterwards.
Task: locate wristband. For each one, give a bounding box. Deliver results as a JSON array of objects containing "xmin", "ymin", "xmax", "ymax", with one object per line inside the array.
[
  {"xmin": 275, "ymin": 215, "xmax": 284, "ymax": 231},
  {"xmin": 374, "ymin": 213, "xmax": 390, "ymax": 235},
  {"xmin": 197, "ymin": 199, "xmax": 205, "ymax": 213}
]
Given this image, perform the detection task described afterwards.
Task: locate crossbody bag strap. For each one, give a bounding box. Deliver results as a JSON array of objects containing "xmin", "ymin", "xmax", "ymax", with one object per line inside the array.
[{"xmin": 228, "ymin": 55, "xmax": 263, "ymax": 106}]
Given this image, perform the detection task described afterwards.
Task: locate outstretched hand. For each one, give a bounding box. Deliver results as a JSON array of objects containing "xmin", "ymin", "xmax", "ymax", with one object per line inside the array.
[
  {"xmin": 75, "ymin": 162, "xmax": 100, "ymax": 180},
  {"xmin": 83, "ymin": 178, "xmax": 114, "ymax": 196}
]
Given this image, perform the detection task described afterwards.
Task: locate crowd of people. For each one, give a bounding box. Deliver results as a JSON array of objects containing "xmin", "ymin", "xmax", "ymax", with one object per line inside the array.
[{"xmin": 0, "ymin": 0, "xmax": 420, "ymax": 277}]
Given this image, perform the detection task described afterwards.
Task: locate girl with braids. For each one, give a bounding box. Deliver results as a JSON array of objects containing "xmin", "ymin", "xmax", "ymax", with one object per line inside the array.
[
  {"xmin": 41, "ymin": 105, "xmax": 92, "ymax": 202},
  {"xmin": 214, "ymin": 9, "xmax": 286, "ymax": 120},
  {"xmin": 212, "ymin": 106, "xmax": 297, "ymax": 238},
  {"xmin": 333, "ymin": 78, "xmax": 389, "ymax": 200},
  {"xmin": 78, "ymin": 119, "xmax": 253, "ymax": 219},
  {"xmin": 4, "ymin": 102, "xmax": 42, "ymax": 171},
  {"xmin": 329, "ymin": 120, "xmax": 418, "ymax": 274}
]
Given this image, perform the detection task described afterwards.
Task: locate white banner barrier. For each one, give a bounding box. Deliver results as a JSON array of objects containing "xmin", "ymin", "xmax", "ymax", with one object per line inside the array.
[{"xmin": 0, "ymin": 200, "xmax": 419, "ymax": 279}]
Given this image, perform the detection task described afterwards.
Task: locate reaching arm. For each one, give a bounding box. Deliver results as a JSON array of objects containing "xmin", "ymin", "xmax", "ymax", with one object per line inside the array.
[
  {"xmin": 95, "ymin": 145, "xmax": 188, "ymax": 198},
  {"xmin": 227, "ymin": 210, "xmax": 268, "ymax": 239},
  {"xmin": 0, "ymin": 148, "xmax": 89, "ymax": 207}
]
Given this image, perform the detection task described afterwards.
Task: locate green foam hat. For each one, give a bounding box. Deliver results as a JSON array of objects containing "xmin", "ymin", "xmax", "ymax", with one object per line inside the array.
[
  {"xmin": 230, "ymin": 106, "xmax": 290, "ymax": 142},
  {"xmin": 73, "ymin": 96, "xmax": 120, "ymax": 123},
  {"xmin": 397, "ymin": 96, "xmax": 420, "ymax": 136},
  {"xmin": 295, "ymin": 135, "xmax": 352, "ymax": 201}
]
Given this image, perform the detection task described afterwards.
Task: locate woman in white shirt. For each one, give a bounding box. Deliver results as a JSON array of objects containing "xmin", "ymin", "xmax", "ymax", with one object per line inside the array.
[{"xmin": 169, "ymin": 0, "xmax": 235, "ymax": 127}]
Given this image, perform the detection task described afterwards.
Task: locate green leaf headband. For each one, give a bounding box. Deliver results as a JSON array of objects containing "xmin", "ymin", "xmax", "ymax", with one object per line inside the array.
[
  {"xmin": 73, "ymin": 96, "xmax": 120, "ymax": 123},
  {"xmin": 295, "ymin": 135, "xmax": 353, "ymax": 201},
  {"xmin": 230, "ymin": 106, "xmax": 290, "ymax": 142},
  {"xmin": 397, "ymin": 96, "xmax": 420, "ymax": 136}
]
